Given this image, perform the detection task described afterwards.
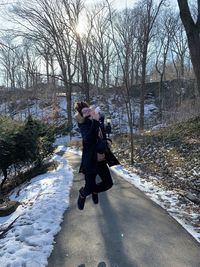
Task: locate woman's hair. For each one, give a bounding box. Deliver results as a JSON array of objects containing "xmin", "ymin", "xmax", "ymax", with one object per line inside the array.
[{"xmin": 74, "ymin": 101, "xmax": 89, "ymax": 116}]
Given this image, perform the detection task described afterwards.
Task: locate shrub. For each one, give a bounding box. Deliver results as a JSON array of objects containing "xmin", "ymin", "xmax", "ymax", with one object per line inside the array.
[{"xmin": 0, "ymin": 116, "xmax": 55, "ymax": 190}]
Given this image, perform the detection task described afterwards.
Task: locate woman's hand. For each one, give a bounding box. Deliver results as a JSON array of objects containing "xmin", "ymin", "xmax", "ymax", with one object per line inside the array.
[
  {"xmin": 107, "ymin": 139, "xmax": 112, "ymax": 148},
  {"xmin": 92, "ymin": 113, "xmax": 100, "ymax": 121},
  {"xmin": 89, "ymin": 106, "xmax": 100, "ymax": 121}
]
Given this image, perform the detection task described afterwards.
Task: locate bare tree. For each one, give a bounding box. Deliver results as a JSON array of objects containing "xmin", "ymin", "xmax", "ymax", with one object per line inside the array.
[
  {"xmin": 107, "ymin": 3, "xmax": 138, "ymax": 164},
  {"xmin": 11, "ymin": 0, "xmax": 83, "ymax": 130},
  {"xmin": 170, "ymin": 15, "xmax": 189, "ymax": 79},
  {"xmin": 74, "ymin": 6, "xmax": 103, "ymax": 102},
  {"xmin": 35, "ymin": 43, "xmax": 52, "ymax": 86},
  {"xmin": 134, "ymin": 0, "xmax": 165, "ymax": 130},
  {"xmin": 177, "ymin": 0, "xmax": 200, "ymax": 95},
  {"xmin": 19, "ymin": 39, "xmax": 41, "ymax": 91},
  {"xmin": 155, "ymin": 10, "xmax": 176, "ymax": 120},
  {"xmin": 88, "ymin": 2, "xmax": 115, "ymax": 90},
  {"xmin": 0, "ymin": 35, "xmax": 18, "ymax": 90}
]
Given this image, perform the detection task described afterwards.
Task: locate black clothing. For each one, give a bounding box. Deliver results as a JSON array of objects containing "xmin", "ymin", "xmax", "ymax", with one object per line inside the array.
[
  {"xmin": 96, "ymin": 161, "xmax": 113, "ymax": 192},
  {"xmin": 92, "ymin": 192, "xmax": 98, "ymax": 204},
  {"xmin": 76, "ymin": 114, "xmax": 119, "ymax": 204},
  {"xmin": 78, "ymin": 118, "xmax": 99, "ymax": 174},
  {"xmin": 106, "ymin": 123, "xmax": 111, "ymax": 135},
  {"xmin": 77, "ymin": 187, "xmax": 86, "ymax": 210},
  {"xmin": 82, "ymin": 161, "xmax": 113, "ymax": 197},
  {"xmin": 105, "ymin": 147, "xmax": 119, "ymax": 167},
  {"xmin": 78, "ymin": 118, "xmax": 119, "ymax": 174}
]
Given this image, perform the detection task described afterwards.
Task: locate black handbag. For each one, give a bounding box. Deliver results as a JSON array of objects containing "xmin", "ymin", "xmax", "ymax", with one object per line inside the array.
[{"xmin": 105, "ymin": 148, "xmax": 120, "ymax": 166}]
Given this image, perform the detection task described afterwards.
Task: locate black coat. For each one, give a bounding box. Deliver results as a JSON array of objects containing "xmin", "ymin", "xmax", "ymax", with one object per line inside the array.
[{"xmin": 78, "ymin": 117, "xmax": 119, "ymax": 174}]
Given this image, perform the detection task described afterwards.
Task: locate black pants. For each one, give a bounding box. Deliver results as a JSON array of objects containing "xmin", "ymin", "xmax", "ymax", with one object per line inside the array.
[{"xmin": 82, "ymin": 161, "xmax": 113, "ymax": 197}]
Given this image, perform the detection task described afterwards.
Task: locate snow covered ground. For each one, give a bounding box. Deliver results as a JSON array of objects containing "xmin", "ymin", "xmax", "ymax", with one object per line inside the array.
[
  {"xmin": 0, "ymin": 94, "xmax": 158, "ymax": 133},
  {"xmin": 0, "ymin": 136, "xmax": 199, "ymax": 267},
  {"xmin": 0, "ymin": 143, "xmax": 73, "ymax": 267},
  {"xmin": 110, "ymin": 165, "xmax": 200, "ymax": 243}
]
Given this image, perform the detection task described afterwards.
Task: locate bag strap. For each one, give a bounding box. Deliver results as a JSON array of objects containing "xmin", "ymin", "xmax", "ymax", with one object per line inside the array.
[{"xmin": 98, "ymin": 127, "xmax": 104, "ymax": 139}]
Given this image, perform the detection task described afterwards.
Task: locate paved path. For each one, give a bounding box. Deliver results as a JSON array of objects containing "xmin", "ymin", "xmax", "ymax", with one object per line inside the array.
[{"xmin": 48, "ymin": 152, "xmax": 200, "ymax": 267}]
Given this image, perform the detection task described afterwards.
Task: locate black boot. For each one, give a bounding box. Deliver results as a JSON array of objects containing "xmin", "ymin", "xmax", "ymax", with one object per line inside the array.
[
  {"xmin": 92, "ymin": 192, "xmax": 98, "ymax": 204},
  {"xmin": 77, "ymin": 188, "xmax": 86, "ymax": 210}
]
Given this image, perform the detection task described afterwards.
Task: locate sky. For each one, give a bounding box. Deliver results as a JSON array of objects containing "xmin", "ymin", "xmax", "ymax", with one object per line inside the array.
[
  {"xmin": 0, "ymin": 0, "xmax": 154, "ymax": 85},
  {"xmin": 0, "ymin": 135, "xmax": 199, "ymax": 267},
  {"xmin": 85, "ymin": 0, "xmax": 179, "ymax": 10},
  {"xmin": 85, "ymin": 0, "xmax": 137, "ymax": 9},
  {"xmin": 0, "ymin": 0, "xmax": 190, "ymax": 84},
  {"xmin": 0, "ymin": 0, "xmax": 137, "ymax": 8}
]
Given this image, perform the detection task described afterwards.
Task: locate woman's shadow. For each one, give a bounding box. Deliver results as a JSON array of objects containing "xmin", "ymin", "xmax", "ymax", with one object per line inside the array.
[{"xmin": 78, "ymin": 262, "xmax": 106, "ymax": 267}]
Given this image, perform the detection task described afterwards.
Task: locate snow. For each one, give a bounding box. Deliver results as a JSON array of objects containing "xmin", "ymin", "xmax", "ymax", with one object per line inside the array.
[
  {"xmin": 110, "ymin": 164, "xmax": 200, "ymax": 243},
  {"xmin": 0, "ymin": 144, "xmax": 73, "ymax": 267},
  {"xmin": 0, "ymin": 137, "xmax": 199, "ymax": 266},
  {"xmin": 0, "ymin": 94, "xmax": 158, "ymax": 133},
  {"xmin": 152, "ymin": 123, "xmax": 167, "ymax": 130}
]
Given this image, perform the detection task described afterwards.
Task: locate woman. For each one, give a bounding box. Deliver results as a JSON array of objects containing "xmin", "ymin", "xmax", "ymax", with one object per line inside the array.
[{"xmin": 74, "ymin": 101, "xmax": 120, "ymax": 210}]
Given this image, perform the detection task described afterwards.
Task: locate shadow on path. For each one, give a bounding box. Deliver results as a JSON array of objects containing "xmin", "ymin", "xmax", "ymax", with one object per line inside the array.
[{"xmin": 98, "ymin": 192, "xmax": 139, "ymax": 267}]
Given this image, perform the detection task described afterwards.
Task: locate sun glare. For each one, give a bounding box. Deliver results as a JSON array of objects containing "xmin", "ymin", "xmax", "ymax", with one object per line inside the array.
[{"xmin": 76, "ymin": 20, "xmax": 87, "ymax": 36}]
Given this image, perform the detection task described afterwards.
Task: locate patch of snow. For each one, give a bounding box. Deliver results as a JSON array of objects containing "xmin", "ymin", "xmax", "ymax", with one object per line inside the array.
[
  {"xmin": 152, "ymin": 124, "xmax": 167, "ymax": 130},
  {"xmin": 0, "ymin": 145, "xmax": 73, "ymax": 267},
  {"xmin": 110, "ymin": 164, "xmax": 200, "ymax": 244}
]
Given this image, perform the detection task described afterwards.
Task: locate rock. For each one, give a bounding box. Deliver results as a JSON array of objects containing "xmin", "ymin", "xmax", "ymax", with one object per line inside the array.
[{"xmin": 0, "ymin": 201, "xmax": 20, "ymax": 217}]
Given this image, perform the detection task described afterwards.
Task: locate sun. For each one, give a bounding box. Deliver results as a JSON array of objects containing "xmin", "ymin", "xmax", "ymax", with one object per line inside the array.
[{"xmin": 76, "ymin": 18, "xmax": 87, "ymax": 36}]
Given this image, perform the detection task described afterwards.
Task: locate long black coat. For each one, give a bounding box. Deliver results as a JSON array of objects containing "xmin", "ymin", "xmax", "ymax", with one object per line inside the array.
[{"xmin": 78, "ymin": 117, "xmax": 119, "ymax": 174}]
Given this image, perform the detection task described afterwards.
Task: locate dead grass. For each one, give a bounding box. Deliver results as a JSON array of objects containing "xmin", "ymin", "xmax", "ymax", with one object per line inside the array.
[{"xmin": 112, "ymin": 116, "xmax": 200, "ymax": 193}]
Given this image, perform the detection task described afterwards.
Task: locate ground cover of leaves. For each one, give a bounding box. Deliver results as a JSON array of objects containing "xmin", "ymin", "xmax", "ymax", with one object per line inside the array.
[{"xmin": 112, "ymin": 116, "xmax": 200, "ymax": 202}]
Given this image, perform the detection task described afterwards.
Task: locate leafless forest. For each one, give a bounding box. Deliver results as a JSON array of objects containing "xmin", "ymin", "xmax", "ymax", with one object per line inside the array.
[{"xmin": 0, "ymin": 0, "xmax": 199, "ymax": 133}]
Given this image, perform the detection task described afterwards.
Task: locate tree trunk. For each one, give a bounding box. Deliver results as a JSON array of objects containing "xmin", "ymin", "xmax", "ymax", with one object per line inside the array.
[
  {"xmin": 139, "ymin": 49, "xmax": 147, "ymax": 131},
  {"xmin": 46, "ymin": 54, "xmax": 50, "ymax": 85},
  {"xmin": 177, "ymin": 0, "xmax": 200, "ymax": 95},
  {"xmin": 158, "ymin": 73, "xmax": 164, "ymax": 121},
  {"xmin": 64, "ymin": 80, "xmax": 72, "ymax": 132},
  {"xmin": 188, "ymin": 34, "xmax": 200, "ymax": 95},
  {"xmin": 78, "ymin": 38, "xmax": 90, "ymax": 102},
  {"xmin": 102, "ymin": 61, "xmax": 106, "ymax": 89},
  {"xmin": 62, "ymin": 65, "xmax": 72, "ymax": 132},
  {"xmin": 82, "ymin": 53, "xmax": 90, "ymax": 102},
  {"xmin": 0, "ymin": 169, "xmax": 7, "ymax": 191}
]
